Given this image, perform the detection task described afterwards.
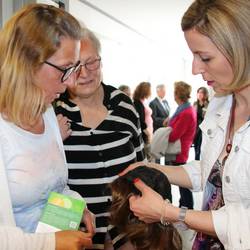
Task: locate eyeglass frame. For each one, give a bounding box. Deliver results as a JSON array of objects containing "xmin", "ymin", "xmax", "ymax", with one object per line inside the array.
[
  {"xmin": 78, "ymin": 56, "xmax": 101, "ymax": 72},
  {"xmin": 44, "ymin": 60, "xmax": 81, "ymax": 83}
]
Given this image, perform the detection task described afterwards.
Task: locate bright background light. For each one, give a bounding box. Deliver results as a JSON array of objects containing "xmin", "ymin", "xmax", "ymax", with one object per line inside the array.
[{"xmin": 68, "ymin": 0, "xmax": 208, "ymax": 111}]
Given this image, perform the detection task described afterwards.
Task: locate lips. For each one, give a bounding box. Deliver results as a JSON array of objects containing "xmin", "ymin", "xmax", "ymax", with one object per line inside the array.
[
  {"xmin": 77, "ymin": 79, "xmax": 93, "ymax": 85},
  {"xmin": 207, "ymin": 81, "xmax": 214, "ymax": 86}
]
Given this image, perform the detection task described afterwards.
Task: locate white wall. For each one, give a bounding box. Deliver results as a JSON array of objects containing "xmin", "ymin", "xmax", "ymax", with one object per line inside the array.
[{"xmin": 69, "ymin": 0, "xmax": 206, "ymax": 112}]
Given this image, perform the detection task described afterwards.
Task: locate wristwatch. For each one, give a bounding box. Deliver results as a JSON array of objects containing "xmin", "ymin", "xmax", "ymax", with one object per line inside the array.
[{"xmin": 174, "ymin": 206, "xmax": 188, "ymax": 230}]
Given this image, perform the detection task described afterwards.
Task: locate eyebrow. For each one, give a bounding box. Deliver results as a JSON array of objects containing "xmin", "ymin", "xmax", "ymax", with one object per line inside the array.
[{"xmin": 193, "ymin": 50, "xmax": 210, "ymax": 54}]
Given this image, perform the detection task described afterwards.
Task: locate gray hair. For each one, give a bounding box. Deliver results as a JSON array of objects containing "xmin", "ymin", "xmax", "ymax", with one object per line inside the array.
[
  {"xmin": 156, "ymin": 84, "xmax": 165, "ymax": 90},
  {"xmin": 81, "ymin": 28, "xmax": 101, "ymax": 54}
]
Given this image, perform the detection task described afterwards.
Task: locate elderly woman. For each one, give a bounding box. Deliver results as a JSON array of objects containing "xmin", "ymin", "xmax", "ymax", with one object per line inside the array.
[
  {"xmin": 167, "ymin": 81, "xmax": 197, "ymax": 209},
  {"xmin": 55, "ymin": 28, "xmax": 145, "ymax": 249}
]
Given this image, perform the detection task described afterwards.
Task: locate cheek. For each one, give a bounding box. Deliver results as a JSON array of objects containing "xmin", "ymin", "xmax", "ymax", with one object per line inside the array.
[
  {"xmin": 211, "ymin": 59, "xmax": 233, "ymax": 83},
  {"xmin": 217, "ymin": 65, "xmax": 233, "ymax": 83},
  {"xmin": 94, "ymin": 70, "xmax": 101, "ymax": 81}
]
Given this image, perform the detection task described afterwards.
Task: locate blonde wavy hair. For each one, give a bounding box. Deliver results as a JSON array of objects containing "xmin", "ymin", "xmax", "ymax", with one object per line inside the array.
[{"xmin": 0, "ymin": 4, "xmax": 81, "ymax": 126}]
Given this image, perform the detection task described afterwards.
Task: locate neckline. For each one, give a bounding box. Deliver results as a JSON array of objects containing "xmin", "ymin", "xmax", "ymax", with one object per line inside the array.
[{"xmin": 222, "ymin": 96, "xmax": 236, "ymax": 166}]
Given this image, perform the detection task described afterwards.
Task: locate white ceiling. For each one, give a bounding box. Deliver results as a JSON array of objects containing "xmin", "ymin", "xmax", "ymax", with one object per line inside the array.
[
  {"xmin": 71, "ymin": 0, "xmax": 193, "ymax": 51},
  {"xmin": 83, "ymin": 0, "xmax": 192, "ymax": 41},
  {"xmin": 69, "ymin": 0, "xmax": 204, "ymax": 98}
]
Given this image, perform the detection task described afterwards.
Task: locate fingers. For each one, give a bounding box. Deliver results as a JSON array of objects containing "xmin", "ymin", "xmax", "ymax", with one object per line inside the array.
[
  {"xmin": 57, "ymin": 114, "xmax": 63, "ymax": 121},
  {"xmin": 57, "ymin": 114, "xmax": 70, "ymax": 127},
  {"xmin": 119, "ymin": 161, "xmax": 145, "ymax": 176},
  {"xmin": 82, "ymin": 209, "xmax": 96, "ymax": 236},
  {"xmin": 74, "ymin": 231, "xmax": 92, "ymax": 249},
  {"xmin": 55, "ymin": 230, "xmax": 93, "ymax": 250},
  {"xmin": 78, "ymin": 232, "xmax": 93, "ymax": 248},
  {"xmin": 56, "ymin": 114, "xmax": 72, "ymax": 140},
  {"xmin": 132, "ymin": 178, "xmax": 148, "ymax": 194}
]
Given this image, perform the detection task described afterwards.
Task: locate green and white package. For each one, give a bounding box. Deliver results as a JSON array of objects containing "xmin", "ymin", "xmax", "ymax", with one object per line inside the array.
[{"xmin": 36, "ymin": 192, "xmax": 86, "ymax": 233}]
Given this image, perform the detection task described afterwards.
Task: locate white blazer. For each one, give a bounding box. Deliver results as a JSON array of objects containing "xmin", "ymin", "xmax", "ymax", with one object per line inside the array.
[{"xmin": 184, "ymin": 95, "xmax": 250, "ymax": 249}]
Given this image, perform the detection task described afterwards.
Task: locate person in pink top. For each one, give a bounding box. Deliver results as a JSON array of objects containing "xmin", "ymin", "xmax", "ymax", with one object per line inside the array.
[{"xmin": 168, "ymin": 81, "xmax": 197, "ymax": 209}]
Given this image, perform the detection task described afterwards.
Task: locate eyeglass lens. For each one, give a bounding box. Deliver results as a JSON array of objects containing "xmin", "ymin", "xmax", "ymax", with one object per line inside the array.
[
  {"xmin": 85, "ymin": 58, "xmax": 101, "ymax": 71},
  {"xmin": 62, "ymin": 61, "xmax": 81, "ymax": 82}
]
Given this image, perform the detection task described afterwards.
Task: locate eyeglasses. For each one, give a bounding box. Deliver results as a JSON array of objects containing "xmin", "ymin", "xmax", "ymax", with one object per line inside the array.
[
  {"xmin": 44, "ymin": 60, "xmax": 81, "ymax": 83},
  {"xmin": 79, "ymin": 57, "xmax": 101, "ymax": 72}
]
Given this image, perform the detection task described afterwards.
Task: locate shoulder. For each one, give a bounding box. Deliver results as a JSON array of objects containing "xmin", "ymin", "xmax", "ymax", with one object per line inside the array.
[
  {"xmin": 206, "ymin": 95, "xmax": 232, "ymax": 116},
  {"xmin": 182, "ymin": 106, "xmax": 196, "ymax": 115},
  {"xmin": 179, "ymin": 107, "xmax": 197, "ymax": 122},
  {"xmin": 45, "ymin": 106, "xmax": 57, "ymax": 120},
  {"xmin": 149, "ymin": 98, "xmax": 157, "ymax": 105}
]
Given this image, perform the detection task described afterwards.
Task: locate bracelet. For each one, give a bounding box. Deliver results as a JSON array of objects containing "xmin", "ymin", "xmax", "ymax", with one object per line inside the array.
[
  {"xmin": 160, "ymin": 199, "xmax": 170, "ymax": 226},
  {"xmin": 174, "ymin": 206, "xmax": 189, "ymax": 231},
  {"xmin": 178, "ymin": 206, "xmax": 188, "ymax": 222}
]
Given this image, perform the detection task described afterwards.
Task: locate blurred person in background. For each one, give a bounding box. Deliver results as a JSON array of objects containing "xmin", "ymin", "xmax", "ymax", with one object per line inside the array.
[
  {"xmin": 167, "ymin": 81, "xmax": 197, "ymax": 209},
  {"xmin": 118, "ymin": 85, "xmax": 132, "ymax": 99},
  {"xmin": 150, "ymin": 84, "xmax": 170, "ymax": 132},
  {"xmin": 133, "ymin": 82, "xmax": 153, "ymax": 161},
  {"xmin": 133, "ymin": 82, "xmax": 153, "ymax": 144},
  {"xmin": 193, "ymin": 87, "xmax": 209, "ymax": 160}
]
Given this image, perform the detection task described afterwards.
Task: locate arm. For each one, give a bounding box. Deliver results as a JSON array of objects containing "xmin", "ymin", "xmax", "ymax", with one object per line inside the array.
[
  {"xmin": 130, "ymin": 180, "xmax": 250, "ymax": 248},
  {"xmin": 129, "ymin": 180, "xmax": 216, "ymax": 236},
  {"xmin": 148, "ymin": 162, "xmax": 193, "ymax": 189},
  {"xmin": 121, "ymin": 161, "xmax": 193, "ymax": 189},
  {"xmin": 0, "ymin": 226, "xmax": 55, "ymax": 250},
  {"xmin": 0, "ymin": 227, "xmax": 91, "ymax": 250}
]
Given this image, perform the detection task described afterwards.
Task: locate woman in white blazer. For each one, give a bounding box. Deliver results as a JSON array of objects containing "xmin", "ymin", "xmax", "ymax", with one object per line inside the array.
[{"xmin": 121, "ymin": 0, "xmax": 250, "ymax": 249}]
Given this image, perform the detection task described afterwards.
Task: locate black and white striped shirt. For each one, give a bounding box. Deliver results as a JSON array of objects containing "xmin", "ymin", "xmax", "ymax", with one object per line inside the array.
[{"xmin": 55, "ymin": 83, "xmax": 145, "ymax": 249}]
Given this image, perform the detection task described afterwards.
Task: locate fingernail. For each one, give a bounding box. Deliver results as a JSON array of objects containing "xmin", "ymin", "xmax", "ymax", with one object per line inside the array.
[{"xmin": 133, "ymin": 178, "xmax": 140, "ymax": 183}]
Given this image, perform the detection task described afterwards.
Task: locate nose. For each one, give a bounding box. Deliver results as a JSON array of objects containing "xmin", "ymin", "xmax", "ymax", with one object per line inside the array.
[
  {"xmin": 192, "ymin": 57, "xmax": 205, "ymax": 75},
  {"xmin": 63, "ymin": 73, "xmax": 77, "ymax": 88},
  {"xmin": 78, "ymin": 64, "xmax": 89, "ymax": 78}
]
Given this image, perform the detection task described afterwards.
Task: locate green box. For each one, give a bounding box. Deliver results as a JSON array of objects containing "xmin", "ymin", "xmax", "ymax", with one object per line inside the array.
[{"xmin": 36, "ymin": 192, "xmax": 86, "ymax": 232}]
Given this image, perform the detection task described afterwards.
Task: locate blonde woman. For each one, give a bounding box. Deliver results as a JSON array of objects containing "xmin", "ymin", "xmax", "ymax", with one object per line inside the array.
[
  {"xmin": 55, "ymin": 28, "xmax": 145, "ymax": 249},
  {"xmin": 0, "ymin": 4, "xmax": 94, "ymax": 250},
  {"xmin": 122, "ymin": 0, "xmax": 250, "ymax": 249}
]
